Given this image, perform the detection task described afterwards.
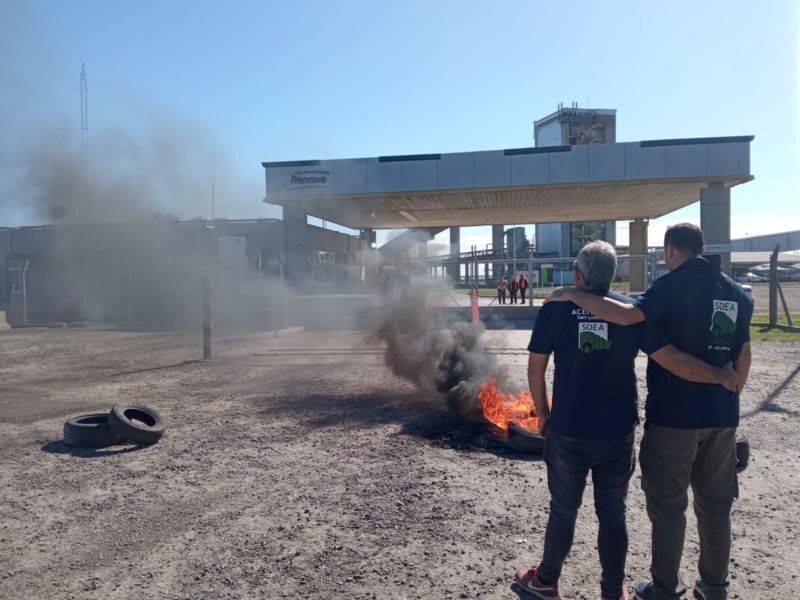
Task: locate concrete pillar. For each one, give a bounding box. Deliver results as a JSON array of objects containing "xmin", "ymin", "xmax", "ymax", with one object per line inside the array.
[
  {"xmin": 283, "ymin": 203, "xmax": 310, "ymax": 289},
  {"xmin": 0, "ymin": 230, "xmax": 11, "ymax": 314},
  {"xmin": 0, "ymin": 230, "xmax": 9, "ymax": 313},
  {"xmin": 700, "ymin": 183, "xmax": 732, "ymax": 275},
  {"xmin": 361, "ymin": 228, "xmax": 378, "ymax": 285},
  {"xmin": 449, "ymin": 226, "xmax": 460, "ymax": 256},
  {"xmin": 629, "ymin": 219, "xmax": 648, "ymax": 293},
  {"xmin": 447, "ymin": 227, "xmax": 460, "ymax": 283},
  {"xmin": 492, "ymin": 224, "xmax": 505, "ymax": 279},
  {"xmin": 418, "ymin": 239, "xmax": 428, "ymax": 262}
]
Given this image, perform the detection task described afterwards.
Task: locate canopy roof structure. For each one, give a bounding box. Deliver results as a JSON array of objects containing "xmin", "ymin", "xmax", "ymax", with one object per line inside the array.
[{"xmin": 263, "ymin": 136, "xmax": 753, "ymax": 229}]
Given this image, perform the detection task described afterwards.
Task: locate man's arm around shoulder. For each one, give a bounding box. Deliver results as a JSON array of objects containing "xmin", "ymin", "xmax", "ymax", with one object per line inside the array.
[{"xmin": 545, "ymin": 288, "xmax": 645, "ymax": 326}]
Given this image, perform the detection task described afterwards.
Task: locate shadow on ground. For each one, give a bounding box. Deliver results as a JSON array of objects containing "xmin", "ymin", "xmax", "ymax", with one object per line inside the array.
[
  {"xmin": 741, "ymin": 362, "xmax": 800, "ymax": 419},
  {"xmin": 251, "ymin": 389, "xmax": 543, "ymax": 461},
  {"xmin": 109, "ymin": 359, "xmax": 203, "ymax": 378},
  {"xmin": 41, "ymin": 440, "xmax": 144, "ymax": 458}
]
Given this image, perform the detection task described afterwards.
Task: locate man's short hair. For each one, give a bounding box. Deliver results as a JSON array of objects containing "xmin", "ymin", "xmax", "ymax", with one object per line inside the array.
[
  {"xmin": 576, "ymin": 241, "xmax": 617, "ymax": 292},
  {"xmin": 664, "ymin": 223, "xmax": 704, "ymax": 256}
]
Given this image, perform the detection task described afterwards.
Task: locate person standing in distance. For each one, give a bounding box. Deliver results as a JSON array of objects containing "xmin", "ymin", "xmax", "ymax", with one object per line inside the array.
[
  {"xmin": 509, "ymin": 275, "xmax": 519, "ymax": 304},
  {"xmin": 519, "ymin": 273, "xmax": 529, "ymax": 304},
  {"xmin": 515, "ymin": 240, "xmax": 738, "ymax": 600},
  {"xmin": 497, "ymin": 274, "xmax": 508, "ymax": 304},
  {"xmin": 545, "ymin": 224, "xmax": 753, "ymax": 600}
]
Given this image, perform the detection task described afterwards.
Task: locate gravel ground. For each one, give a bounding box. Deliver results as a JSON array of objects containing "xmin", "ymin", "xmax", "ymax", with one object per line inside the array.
[{"xmin": 0, "ymin": 326, "xmax": 798, "ymax": 599}]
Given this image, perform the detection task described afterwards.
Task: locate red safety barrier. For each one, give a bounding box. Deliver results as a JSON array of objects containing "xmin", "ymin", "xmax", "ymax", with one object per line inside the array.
[{"xmin": 470, "ymin": 288, "xmax": 479, "ymax": 324}]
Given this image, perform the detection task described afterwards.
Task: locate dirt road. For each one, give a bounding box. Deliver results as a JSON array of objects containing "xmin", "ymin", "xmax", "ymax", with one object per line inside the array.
[{"xmin": 1, "ymin": 327, "xmax": 798, "ymax": 599}]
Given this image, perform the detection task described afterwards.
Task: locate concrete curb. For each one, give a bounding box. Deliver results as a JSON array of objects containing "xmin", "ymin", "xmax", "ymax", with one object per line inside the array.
[{"xmin": 0, "ymin": 311, "xmax": 10, "ymax": 331}]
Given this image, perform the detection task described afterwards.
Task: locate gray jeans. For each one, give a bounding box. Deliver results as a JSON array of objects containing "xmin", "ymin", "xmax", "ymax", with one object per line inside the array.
[{"xmin": 640, "ymin": 424, "xmax": 738, "ymax": 600}]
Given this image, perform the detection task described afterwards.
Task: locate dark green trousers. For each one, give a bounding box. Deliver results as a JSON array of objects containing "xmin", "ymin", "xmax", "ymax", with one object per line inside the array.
[{"xmin": 639, "ymin": 424, "xmax": 738, "ymax": 600}]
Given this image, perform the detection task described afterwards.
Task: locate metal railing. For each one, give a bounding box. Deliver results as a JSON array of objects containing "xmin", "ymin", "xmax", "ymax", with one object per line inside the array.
[{"xmin": 426, "ymin": 254, "xmax": 653, "ymax": 294}]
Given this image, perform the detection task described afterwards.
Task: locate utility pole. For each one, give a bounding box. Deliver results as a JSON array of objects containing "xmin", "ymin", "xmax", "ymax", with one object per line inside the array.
[{"xmin": 80, "ymin": 63, "xmax": 88, "ymax": 172}]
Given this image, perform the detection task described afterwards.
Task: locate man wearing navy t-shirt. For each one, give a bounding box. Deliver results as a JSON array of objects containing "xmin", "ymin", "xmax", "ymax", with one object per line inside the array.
[
  {"xmin": 546, "ymin": 224, "xmax": 752, "ymax": 600},
  {"xmin": 514, "ymin": 241, "xmax": 738, "ymax": 600}
]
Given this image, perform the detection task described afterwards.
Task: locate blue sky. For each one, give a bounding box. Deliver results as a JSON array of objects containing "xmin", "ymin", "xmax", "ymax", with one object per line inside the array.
[{"xmin": 1, "ymin": 0, "xmax": 797, "ymax": 249}]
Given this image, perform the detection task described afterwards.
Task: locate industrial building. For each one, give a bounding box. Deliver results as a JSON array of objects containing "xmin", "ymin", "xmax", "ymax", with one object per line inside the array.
[
  {"xmin": 1, "ymin": 107, "xmax": 758, "ymax": 327},
  {"xmin": 731, "ymin": 230, "xmax": 800, "ymax": 253},
  {"xmin": 533, "ymin": 105, "xmax": 617, "ymax": 260},
  {"xmin": 262, "ymin": 122, "xmax": 753, "ymax": 293},
  {"xmin": 0, "ymin": 219, "xmax": 367, "ymax": 327}
]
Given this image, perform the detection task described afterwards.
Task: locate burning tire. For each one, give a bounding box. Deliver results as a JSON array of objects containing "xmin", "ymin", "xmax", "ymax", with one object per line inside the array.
[
  {"xmin": 63, "ymin": 413, "xmax": 124, "ymax": 448},
  {"xmin": 507, "ymin": 423, "xmax": 546, "ymax": 454},
  {"xmin": 107, "ymin": 405, "xmax": 166, "ymax": 446},
  {"xmin": 736, "ymin": 435, "xmax": 750, "ymax": 474}
]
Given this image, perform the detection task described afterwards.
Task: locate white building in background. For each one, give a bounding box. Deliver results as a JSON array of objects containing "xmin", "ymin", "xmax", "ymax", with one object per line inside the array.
[{"xmin": 534, "ymin": 104, "xmax": 617, "ymax": 257}]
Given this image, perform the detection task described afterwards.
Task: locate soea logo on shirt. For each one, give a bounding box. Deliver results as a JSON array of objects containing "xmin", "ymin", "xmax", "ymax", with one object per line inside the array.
[
  {"xmin": 578, "ymin": 322, "xmax": 612, "ymax": 353},
  {"xmin": 710, "ymin": 299, "xmax": 738, "ymax": 336}
]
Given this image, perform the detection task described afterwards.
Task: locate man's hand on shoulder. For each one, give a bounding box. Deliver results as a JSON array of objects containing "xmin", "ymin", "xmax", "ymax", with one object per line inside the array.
[
  {"xmin": 544, "ymin": 287, "xmax": 574, "ymax": 304},
  {"xmin": 649, "ymin": 348, "xmax": 741, "ymax": 392}
]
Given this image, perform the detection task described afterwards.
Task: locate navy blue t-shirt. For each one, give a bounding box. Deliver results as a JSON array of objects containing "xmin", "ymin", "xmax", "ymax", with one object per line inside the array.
[
  {"xmin": 528, "ymin": 290, "xmax": 658, "ymax": 440},
  {"xmin": 635, "ymin": 256, "xmax": 753, "ymax": 429}
]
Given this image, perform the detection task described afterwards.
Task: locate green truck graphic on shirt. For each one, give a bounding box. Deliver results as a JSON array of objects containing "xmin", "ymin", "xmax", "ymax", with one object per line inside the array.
[
  {"xmin": 709, "ymin": 299, "xmax": 738, "ymax": 351},
  {"xmin": 710, "ymin": 300, "xmax": 738, "ymax": 336},
  {"xmin": 710, "ymin": 311, "xmax": 736, "ymax": 335},
  {"xmin": 578, "ymin": 322, "xmax": 612, "ymax": 353}
]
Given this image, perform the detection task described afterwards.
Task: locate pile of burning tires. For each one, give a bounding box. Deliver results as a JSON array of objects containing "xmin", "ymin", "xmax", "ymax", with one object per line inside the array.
[{"xmin": 63, "ymin": 405, "xmax": 166, "ymax": 448}]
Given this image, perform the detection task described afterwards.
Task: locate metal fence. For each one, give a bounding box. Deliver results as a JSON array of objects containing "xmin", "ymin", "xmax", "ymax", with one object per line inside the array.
[
  {"xmin": 767, "ymin": 246, "xmax": 800, "ymax": 331},
  {"xmin": 427, "ymin": 254, "xmax": 654, "ymax": 294}
]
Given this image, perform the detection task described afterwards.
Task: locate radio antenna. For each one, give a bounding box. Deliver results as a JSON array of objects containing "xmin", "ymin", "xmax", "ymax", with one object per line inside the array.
[{"xmin": 80, "ymin": 63, "xmax": 88, "ymax": 171}]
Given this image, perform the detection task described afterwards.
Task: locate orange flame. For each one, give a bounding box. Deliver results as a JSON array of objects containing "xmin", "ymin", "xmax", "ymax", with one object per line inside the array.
[{"xmin": 477, "ymin": 378, "xmax": 542, "ymax": 435}]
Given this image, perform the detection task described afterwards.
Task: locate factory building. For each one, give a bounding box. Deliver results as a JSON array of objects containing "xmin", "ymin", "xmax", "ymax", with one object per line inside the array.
[
  {"xmin": 533, "ymin": 105, "xmax": 617, "ymax": 258},
  {"xmin": 0, "ymin": 219, "xmax": 366, "ymax": 327}
]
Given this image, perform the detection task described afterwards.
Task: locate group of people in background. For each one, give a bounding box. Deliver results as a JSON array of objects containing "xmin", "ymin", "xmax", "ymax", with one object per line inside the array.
[{"xmin": 496, "ymin": 273, "xmax": 528, "ymax": 304}]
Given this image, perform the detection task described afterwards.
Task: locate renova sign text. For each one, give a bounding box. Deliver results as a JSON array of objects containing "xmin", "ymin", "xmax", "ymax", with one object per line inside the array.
[{"xmin": 289, "ymin": 170, "xmax": 330, "ymax": 191}]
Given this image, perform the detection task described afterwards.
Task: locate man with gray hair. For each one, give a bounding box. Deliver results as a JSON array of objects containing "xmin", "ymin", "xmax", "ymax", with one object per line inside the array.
[
  {"xmin": 544, "ymin": 225, "xmax": 753, "ymax": 600},
  {"xmin": 515, "ymin": 241, "xmax": 737, "ymax": 600}
]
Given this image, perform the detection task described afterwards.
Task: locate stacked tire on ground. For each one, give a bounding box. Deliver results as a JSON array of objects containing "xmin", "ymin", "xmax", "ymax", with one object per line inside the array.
[{"xmin": 63, "ymin": 405, "xmax": 165, "ymax": 448}]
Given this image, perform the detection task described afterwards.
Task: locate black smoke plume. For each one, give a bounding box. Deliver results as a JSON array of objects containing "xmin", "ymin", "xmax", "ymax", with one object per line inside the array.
[{"xmin": 373, "ymin": 275, "xmax": 510, "ymax": 420}]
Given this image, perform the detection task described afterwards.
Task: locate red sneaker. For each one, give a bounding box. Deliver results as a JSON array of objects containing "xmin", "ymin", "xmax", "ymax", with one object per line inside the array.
[{"xmin": 514, "ymin": 565, "xmax": 561, "ymax": 600}]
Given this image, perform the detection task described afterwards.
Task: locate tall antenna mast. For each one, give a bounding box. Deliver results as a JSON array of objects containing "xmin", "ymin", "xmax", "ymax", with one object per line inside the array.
[
  {"xmin": 211, "ymin": 140, "xmax": 216, "ymax": 220},
  {"xmin": 80, "ymin": 63, "xmax": 88, "ymax": 171}
]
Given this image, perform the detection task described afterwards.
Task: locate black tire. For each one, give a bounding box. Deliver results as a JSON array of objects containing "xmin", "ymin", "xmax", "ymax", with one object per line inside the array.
[
  {"xmin": 108, "ymin": 405, "xmax": 166, "ymax": 446},
  {"xmin": 63, "ymin": 413, "xmax": 124, "ymax": 448},
  {"xmin": 735, "ymin": 435, "xmax": 750, "ymax": 474},
  {"xmin": 507, "ymin": 423, "xmax": 546, "ymax": 454}
]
